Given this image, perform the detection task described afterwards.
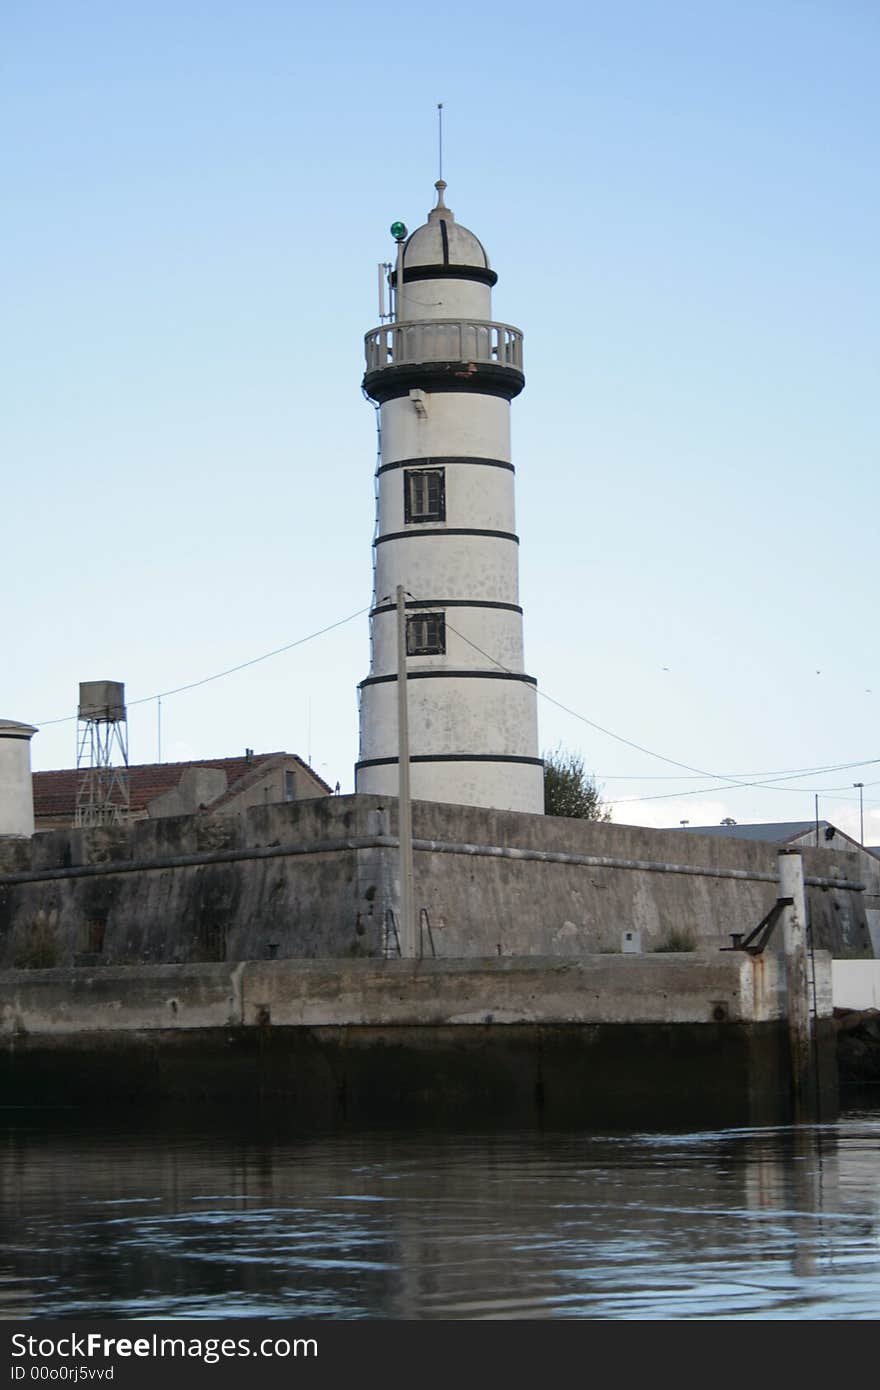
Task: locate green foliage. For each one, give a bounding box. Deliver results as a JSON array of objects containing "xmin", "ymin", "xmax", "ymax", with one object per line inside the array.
[{"xmin": 543, "ymin": 746, "xmax": 611, "ymax": 821}]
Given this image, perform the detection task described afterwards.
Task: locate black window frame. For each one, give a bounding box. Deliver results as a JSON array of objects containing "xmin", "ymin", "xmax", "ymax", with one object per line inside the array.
[
  {"xmin": 406, "ymin": 611, "xmax": 446, "ymax": 656},
  {"xmin": 403, "ymin": 467, "xmax": 446, "ymax": 524}
]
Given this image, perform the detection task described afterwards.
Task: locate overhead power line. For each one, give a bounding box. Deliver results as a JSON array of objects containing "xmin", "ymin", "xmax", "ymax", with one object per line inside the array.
[
  {"xmin": 34, "ymin": 606, "xmax": 369, "ymax": 728},
  {"xmin": 437, "ymin": 610, "xmax": 879, "ymax": 800},
  {"xmin": 30, "ymin": 593, "xmax": 878, "ymax": 806}
]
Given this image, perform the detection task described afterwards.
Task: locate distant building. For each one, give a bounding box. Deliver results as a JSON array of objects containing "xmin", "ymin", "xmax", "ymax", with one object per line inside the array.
[
  {"xmin": 32, "ymin": 752, "xmax": 332, "ymax": 831},
  {"xmin": 686, "ymin": 820, "xmax": 880, "ymax": 955}
]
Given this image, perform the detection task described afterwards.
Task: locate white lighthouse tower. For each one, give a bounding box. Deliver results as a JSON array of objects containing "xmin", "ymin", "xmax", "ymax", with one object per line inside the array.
[{"xmin": 355, "ymin": 180, "xmax": 543, "ymax": 815}]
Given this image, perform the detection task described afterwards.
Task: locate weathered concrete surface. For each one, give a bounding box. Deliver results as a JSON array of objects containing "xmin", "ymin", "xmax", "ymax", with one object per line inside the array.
[
  {"xmin": 0, "ymin": 798, "xmax": 384, "ymax": 967},
  {"xmin": 0, "ymin": 956, "xmax": 838, "ymax": 1125},
  {"xmin": 1, "ymin": 1021, "xmax": 806, "ymax": 1129},
  {"xmin": 0, "ymin": 794, "xmax": 870, "ymax": 968},
  {"xmin": 0, "ymin": 953, "xmax": 833, "ymax": 1035},
  {"xmin": 406, "ymin": 801, "xmax": 870, "ymax": 959}
]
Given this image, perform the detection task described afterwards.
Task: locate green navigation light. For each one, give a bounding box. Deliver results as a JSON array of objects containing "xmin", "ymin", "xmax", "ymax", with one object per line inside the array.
[{"xmin": 390, "ymin": 221, "xmax": 408, "ymax": 241}]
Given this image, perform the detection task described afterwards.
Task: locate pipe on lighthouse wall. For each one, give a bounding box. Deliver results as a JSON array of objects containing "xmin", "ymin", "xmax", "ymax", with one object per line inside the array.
[{"xmin": 0, "ymin": 721, "xmax": 37, "ymax": 838}]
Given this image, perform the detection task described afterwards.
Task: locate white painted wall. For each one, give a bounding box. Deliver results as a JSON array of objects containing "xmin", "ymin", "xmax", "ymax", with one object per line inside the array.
[
  {"xmin": 369, "ymin": 605, "xmax": 525, "ymax": 673},
  {"xmin": 0, "ymin": 722, "xmax": 37, "ymax": 837},
  {"xmin": 359, "ymin": 674, "xmax": 538, "ymax": 762},
  {"xmin": 381, "ymin": 393, "xmax": 510, "ymax": 465},
  {"xmin": 832, "ymin": 959, "xmax": 880, "ymax": 1011},
  {"xmin": 378, "ymin": 461, "xmax": 516, "ymax": 533},
  {"xmin": 399, "ymin": 278, "xmax": 491, "ymax": 323},
  {"xmin": 374, "ymin": 533, "xmax": 520, "ymax": 608},
  {"xmin": 357, "ymin": 758, "xmax": 545, "ymax": 815}
]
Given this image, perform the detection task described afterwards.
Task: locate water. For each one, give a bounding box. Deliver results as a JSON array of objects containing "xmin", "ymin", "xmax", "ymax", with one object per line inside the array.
[{"xmin": 1, "ymin": 1105, "xmax": 878, "ymax": 1320}]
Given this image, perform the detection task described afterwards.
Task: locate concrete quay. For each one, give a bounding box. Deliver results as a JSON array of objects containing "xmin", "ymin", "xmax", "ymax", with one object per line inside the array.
[{"xmin": 0, "ymin": 954, "xmax": 837, "ymax": 1127}]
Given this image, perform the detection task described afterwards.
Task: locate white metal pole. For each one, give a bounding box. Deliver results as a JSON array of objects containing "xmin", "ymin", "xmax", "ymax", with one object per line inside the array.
[
  {"xmin": 396, "ymin": 239, "xmax": 405, "ymax": 322},
  {"xmin": 396, "ymin": 585, "xmax": 416, "ymax": 957}
]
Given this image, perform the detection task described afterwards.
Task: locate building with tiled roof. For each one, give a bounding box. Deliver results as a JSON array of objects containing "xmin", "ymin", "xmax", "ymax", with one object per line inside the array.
[
  {"xmin": 32, "ymin": 751, "xmax": 332, "ymax": 830},
  {"xmin": 685, "ymin": 820, "xmax": 880, "ymax": 956}
]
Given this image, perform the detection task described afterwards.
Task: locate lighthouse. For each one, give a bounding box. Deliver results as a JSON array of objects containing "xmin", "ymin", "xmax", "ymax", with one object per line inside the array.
[{"xmin": 355, "ymin": 181, "xmax": 543, "ymax": 815}]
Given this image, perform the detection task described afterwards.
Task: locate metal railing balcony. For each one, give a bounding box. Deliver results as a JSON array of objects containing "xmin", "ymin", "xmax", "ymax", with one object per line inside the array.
[{"xmin": 365, "ymin": 319, "xmax": 524, "ymax": 375}]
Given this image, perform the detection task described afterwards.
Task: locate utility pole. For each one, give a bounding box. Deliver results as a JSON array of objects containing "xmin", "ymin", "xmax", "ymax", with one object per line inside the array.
[
  {"xmin": 853, "ymin": 782, "xmax": 865, "ymax": 846},
  {"xmin": 778, "ymin": 849, "xmax": 813, "ymax": 1118},
  {"xmin": 396, "ymin": 585, "xmax": 416, "ymax": 958}
]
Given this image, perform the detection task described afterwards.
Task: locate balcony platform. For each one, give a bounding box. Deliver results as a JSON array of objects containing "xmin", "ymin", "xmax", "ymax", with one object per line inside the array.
[{"xmin": 363, "ymin": 318, "xmax": 525, "ymax": 403}]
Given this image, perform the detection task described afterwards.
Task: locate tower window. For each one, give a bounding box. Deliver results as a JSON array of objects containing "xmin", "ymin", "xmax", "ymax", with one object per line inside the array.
[
  {"xmin": 406, "ymin": 612, "xmax": 446, "ymax": 656},
  {"xmin": 404, "ymin": 468, "xmax": 445, "ymax": 523},
  {"xmin": 284, "ymin": 770, "xmax": 296, "ymax": 801}
]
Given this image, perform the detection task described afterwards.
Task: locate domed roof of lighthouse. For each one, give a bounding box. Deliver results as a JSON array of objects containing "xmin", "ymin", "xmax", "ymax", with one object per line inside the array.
[{"xmin": 402, "ymin": 181, "xmax": 497, "ymax": 284}]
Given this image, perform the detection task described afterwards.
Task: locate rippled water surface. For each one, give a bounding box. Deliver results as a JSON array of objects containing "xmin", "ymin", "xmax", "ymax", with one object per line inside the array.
[{"xmin": 2, "ymin": 1106, "xmax": 879, "ymax": 1319}]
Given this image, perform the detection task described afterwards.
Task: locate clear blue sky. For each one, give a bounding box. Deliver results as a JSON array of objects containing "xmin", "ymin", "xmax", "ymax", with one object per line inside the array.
[{"xmin": 3, "ymin": 1, "xmax": 878, "ymax": 840}]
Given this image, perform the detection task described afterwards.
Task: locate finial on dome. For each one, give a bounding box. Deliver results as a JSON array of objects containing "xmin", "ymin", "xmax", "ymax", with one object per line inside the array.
[{"xmin": 428, "ymin": 178, "xmax": 454, "ymax": 223}]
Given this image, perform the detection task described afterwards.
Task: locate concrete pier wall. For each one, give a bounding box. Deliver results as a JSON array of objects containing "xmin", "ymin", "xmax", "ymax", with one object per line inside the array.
[
  {"xmin": 0, "ymin": 952, "xmax": 830, "ymax": 1035},
  {"xmin": 0, "ymin": 955, "xmax": 837, "ymax": 1127}
]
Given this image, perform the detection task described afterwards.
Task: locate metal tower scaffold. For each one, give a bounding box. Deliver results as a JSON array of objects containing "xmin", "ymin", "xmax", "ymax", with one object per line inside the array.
[{"xmin": 74, "ymin": 680, "xmax": 131, "ymax": 827}]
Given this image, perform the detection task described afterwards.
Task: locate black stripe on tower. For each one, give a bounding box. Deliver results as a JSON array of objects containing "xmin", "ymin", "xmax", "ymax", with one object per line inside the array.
[
  {"xmin": 363, "ymin": 362, "xmax": 524, "ymax": 404},
  {"xmin": 370, "ymin": 599, "xmax": 523, "ymax": 616},
  {"xmin": 388, "ymin": 266, "xmax": 498, "ymax": 287},
  {"xmin": 358, "ymin": 671, "xmax": 537, "ymax": 690},
  {"xmin": 374, "ymin": 528, "xmax": 518, "ymax": 547},
  {"xmin": 356, "ymin": 753, "xmax": 544, "ymax": 770},
  {"xmin": 377, "ymin": 456, "xmax": 514, "ymax": 476}
]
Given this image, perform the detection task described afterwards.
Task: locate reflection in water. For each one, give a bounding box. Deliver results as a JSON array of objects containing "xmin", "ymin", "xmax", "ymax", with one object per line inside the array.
[{"xmin": 1, "ymin": 1108, "xmax": 878, "ymax": 1319}]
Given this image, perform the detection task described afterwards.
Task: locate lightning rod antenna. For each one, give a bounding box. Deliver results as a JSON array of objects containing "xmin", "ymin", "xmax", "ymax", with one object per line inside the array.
[{"xmin": 437, "ymin": 102, "xmax": 443, "ymax": 182}]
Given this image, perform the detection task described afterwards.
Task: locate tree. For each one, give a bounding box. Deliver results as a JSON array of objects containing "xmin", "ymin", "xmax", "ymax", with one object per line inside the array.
[{"xmin": 543, "ymin": 746, "xmax": 611, "ymax": 821}]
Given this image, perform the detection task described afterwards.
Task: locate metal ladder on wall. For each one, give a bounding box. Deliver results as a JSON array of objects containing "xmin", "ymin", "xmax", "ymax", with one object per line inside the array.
[
  {"xmin": 383, "ymin": 909, "xmax": 401, "ymax": 958},
  {"xmin": 383, "ymin": 908, "xmax": 438, "ymax": 959}
]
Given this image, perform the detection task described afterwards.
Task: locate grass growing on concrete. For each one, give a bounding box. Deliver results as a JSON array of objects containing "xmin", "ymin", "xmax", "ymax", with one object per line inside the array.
[{"xmin": 652, "ymin": 929, "xmax": 697, "ymax": 953}]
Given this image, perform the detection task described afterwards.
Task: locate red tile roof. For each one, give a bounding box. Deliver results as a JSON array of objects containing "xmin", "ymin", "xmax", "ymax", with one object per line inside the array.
[{"xmin": 32, "ymin": 752, "xmax": 331, "ymax": 819}]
